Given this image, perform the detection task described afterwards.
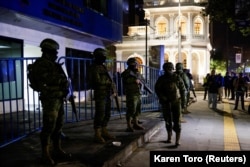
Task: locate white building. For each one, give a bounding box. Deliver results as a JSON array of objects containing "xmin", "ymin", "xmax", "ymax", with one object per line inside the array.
[{"xmin": 115, "ymin": 0, "xmax": 211, "ymax": 88}]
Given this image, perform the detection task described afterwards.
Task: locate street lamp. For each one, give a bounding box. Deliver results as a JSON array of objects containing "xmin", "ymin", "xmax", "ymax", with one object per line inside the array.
[
  {"xmin": 144, "ymin": 8, "xmax": 150, "ymax": 80},
  {"xmin": 178, "ymin": 0, "xmax": 182, "ymax": 62},
  {"xmin": 145, "ymin": 18, "xmax": 148, "ymax": 67}
]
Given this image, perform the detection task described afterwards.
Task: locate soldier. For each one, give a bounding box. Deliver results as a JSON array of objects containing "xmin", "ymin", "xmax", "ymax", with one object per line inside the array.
[
  {"xmin": 121, "ymin": 58, "xmax": 145, "ymax": 132},
  {"xmin": 35, "ymin": 38, "xmax": 71, "ymax": 165},
  {"xmin": 155, "ymin": 62, "xmax": 186, "ymax": 146},
  {"xmin": 185, "ymin": 69, "xmax": 197, "ymax": 103},
  {"xmin": 175, "ymin": 63, "xmax": 190, "ymax": 114},
  {"xmin": 89, "ymin": 48, "xmax": 116, "ymax": 143}
]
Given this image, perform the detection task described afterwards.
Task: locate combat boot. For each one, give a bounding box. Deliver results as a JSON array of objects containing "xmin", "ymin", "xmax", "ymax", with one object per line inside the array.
[
  {"xmin": 131, "ymin": 119, "xmax": 143, "ymax": 124},
  {"xmin": 182, "ymin": 107, "xmax": 191, "ymax": 114},
  {"xmin": 166, "ymin": 130, "xmax": 172, "ymax": 143},
  {"xmin": 94, "ymin": 128, "xmax": 105, "ymax": 144},
  {"xmin": 53, "ymin": 138, "xmax": 72, "ymax": 160},
  {"xmin": 126, "ymin": 118, "xmax": 134, "ymax": 132},
  {"xmin": 241, "ymin": 101, "xmax": 245, "ymax": 111},
  {"xmin": 133, "ymin": 117, "xmax": 145, "ymax": 130},
  {"xmin": 175, "ymin": 132, "xmax": 181, "ymax": 146},
  {"xmin": 102, "ymin": 127, "xmax": 115, "ymax": 140},
  {"xmin": 41, "ymin": 145, "xmax": 55, "ymax": 165}
]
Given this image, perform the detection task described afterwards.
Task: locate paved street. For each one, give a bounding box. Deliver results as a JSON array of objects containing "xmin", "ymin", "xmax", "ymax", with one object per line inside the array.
[{"xmin": 122, "ymin": 91, "xmax": 250, "ymax": 167}]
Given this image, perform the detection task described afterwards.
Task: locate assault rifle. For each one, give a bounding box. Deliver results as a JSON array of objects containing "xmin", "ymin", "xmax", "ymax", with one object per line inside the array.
[
  {"xmin": 129, "ymin": 71, "xmax": 153, "ymax": 94},
  {"xmin": 66, "ymin": 78, "xmax": 79, "ymax": 122},
  {"xmin": 56, "ymin": 61, "xmax": 79, "ymax": 122},
  {"xmin": 112, "ymin": 92, "xmax": 122, "ymax": 119},
  {"xmin": 106, "ymin": 70, "xmax": 122, "ymax": 119}
]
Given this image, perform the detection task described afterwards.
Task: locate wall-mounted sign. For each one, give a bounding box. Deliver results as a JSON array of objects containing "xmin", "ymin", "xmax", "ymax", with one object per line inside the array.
[
  {"xmin": 235, "ymin": 53, "xmax": 242, "ymax": 63},
  {"xmin": 149, "ymin": 45, "xmax": 164, "ymax": 70}
]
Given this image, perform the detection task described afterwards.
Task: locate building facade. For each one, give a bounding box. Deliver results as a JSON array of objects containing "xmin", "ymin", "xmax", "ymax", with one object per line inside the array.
[
  {"xmin": 0, "ymin": 0, "xmax": 123, "ymax": 112},
  {"xmin": 0, "ymin": 0, "xmax": 123, "ymax": 60},
  {"xmin": 115, "ymin": 0, "xmax": 211, "ymax": 87}
]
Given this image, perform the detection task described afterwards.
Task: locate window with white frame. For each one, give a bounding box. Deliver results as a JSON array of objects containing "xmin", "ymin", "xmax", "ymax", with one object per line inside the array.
[
  {"xmin": 156, "ymin": 17, "xmax": 167, "ymax": 36},
  {"xmin": 194, "ymin": 18, "xmax": 203, "ymax": 35}
]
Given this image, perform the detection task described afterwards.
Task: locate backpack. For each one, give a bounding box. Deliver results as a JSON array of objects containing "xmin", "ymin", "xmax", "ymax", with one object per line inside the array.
[
  {"xmin": 179, "ymin": 72, "xmax": 190, "ymax": 91},
  {"xmin": 27, "ymin": 61, "xmax": 41, "ymax": 92},
  {"xmin": 162, "ymin": 73, "xmax": 180, "ymax": 101}
]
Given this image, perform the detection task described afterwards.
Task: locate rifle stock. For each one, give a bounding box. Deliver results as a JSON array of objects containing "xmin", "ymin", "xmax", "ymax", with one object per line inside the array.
[
  {"xmin": 56, "ymin": 62, "xmax": 79, "ymax": 121},
  {"xmin": 67, "ymin": 78, "xmax": 79, "ymax": 122},
  {"xmin": 113, "ymin": 94, "xmax": 122, "ymax": 119}
]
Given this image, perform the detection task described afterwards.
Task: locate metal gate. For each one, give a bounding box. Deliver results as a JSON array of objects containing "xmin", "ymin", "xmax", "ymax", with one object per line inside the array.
[{"xmin": 0, "ymin": 57, "xmax": 160, "ymax": 148}]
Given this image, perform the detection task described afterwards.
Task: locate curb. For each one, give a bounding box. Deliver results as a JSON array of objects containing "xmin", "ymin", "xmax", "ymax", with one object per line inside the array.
[{"xmin": 103, "ymin": 121, "xmax": 163, "ymax": 167}]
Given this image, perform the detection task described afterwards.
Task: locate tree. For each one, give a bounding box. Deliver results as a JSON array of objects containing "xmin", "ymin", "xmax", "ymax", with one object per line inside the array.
[
  {"xmin": 210, "ymin": 59, "xmax": 226, "ymax": 75},
  {"xmin": 201, "ymin": 0, "xmax": 250, "ymax": 36}
]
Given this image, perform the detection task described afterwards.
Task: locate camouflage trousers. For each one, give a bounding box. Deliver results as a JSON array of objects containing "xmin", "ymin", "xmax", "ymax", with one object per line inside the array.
[
  {"xmin": 161, "ymin": 100, "xmax": 181, "ymax": 133},
  {"xmin": 125, "ymin": 95, "xmax": 141, "ymax": 121},
  {"xmin": 40, "ymin": 98, "xmax": 64, "ymax": 146},
  {"xmin": 93, "ymin": 92, "xmax": 111, "ymax": 129}
]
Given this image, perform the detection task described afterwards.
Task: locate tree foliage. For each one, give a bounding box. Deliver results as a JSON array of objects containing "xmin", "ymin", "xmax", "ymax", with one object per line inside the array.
[
  {"xmin": 210, "ymin": 59, "xmax": 226, "ymax": 74},
  {"xmin": 201, "ymin": 0, "xmax": 250, "ymax": 36}
]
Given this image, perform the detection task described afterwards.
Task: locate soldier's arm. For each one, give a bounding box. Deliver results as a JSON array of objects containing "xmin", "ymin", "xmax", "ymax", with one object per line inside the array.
[
  {"xmin": 178, "ymin": 76, "xmax": 187, "ymax": 108},
  {"xmin": 122, "ymin": 70, "xmax": 137, "ymax": 84},
  {"xmin": 184, "ymin": 74, "xmax": 191, "ymax": 90},
  {"xmin": 155, "ymin": 76, "xmax": 167, "ymax": 103},
  {"xmin": 92, "ymin": 66, "xmax": 112, "ymax": 87}
]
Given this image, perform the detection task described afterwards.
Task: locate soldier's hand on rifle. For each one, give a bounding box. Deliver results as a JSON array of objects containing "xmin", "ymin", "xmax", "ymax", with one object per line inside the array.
[
  {"xmin": 112, "ymin": 93, "xmax": 117, "ymax": 97},
  {"xmin": 110, "ymin": 92, "xmax": 117, "ymax": 99},
  {"xmin": 136, "ymin": 79, "xmax": 140, "ymax": 84}
]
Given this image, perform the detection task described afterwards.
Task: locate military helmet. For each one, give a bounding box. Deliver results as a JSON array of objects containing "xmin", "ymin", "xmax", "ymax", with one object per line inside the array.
[
  {"xmin": 40, "ymin": 38, "xmax": 59, "ymax": 50},
  {"xmin": 175, "ymin": 62, "xmax": 183, "ymax": 71},
  {"xmin": 127, "ymin": 57, "xmax": 137, "ymax": 66},
  {"xmin": 163, "ymin": 62, "xmax": 174, "ymax": 71},
  {"xmin": 93, "ymin": 48, "xmax": 106, "ymax": 64},
  {"xmin": 93, "ymin": 48, "xmax": 106, "ymax": 58}
]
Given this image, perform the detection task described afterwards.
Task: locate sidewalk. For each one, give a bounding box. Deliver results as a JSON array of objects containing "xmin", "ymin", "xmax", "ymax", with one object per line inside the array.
[
  {"xmin": 0, "ymin": 109, "xmax": 163, "ymax": 167},
  {"xmin": 1, "ymin": 91, "xmax": 250, "ymax": 167}
]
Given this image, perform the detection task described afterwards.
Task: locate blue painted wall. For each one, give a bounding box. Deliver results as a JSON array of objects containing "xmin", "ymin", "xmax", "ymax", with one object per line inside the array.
[{"xmin": 0, "ymin": 0, "xmax": 123, "ymax": 43}]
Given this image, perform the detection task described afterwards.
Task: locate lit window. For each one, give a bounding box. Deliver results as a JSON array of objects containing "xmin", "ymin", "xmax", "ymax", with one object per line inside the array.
[
  {"xmin": 194, "ymin": 18, "xmax": 203, "ymax": 35},
  {"xmin": 157, "ymin": 21, "xmax": 167, "ymax": 35}
]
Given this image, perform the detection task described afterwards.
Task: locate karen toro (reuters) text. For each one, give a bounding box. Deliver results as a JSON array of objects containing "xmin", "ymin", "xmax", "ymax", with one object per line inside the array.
[{"xmin": 153, "ymin": 154, "xmax": 246, "ymax": 164}]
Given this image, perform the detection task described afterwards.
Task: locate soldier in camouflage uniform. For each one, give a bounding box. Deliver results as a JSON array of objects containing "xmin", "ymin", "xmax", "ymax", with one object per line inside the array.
[
  {"xmin": 175, "ymin": 63, "xmax": 190, "ymax": 114},
  {"xmin": 35, "ymin": 39, "xmax": 71, "ymax": 165},
  {"xmin": 155, "ymin": 62, "xmax": 186, "ymax": 146},
  {"xmin": 121, "ymin": 58, "xmax": 144, "ymax": 132},
  {"xmin": 89, "ymin": 48, "xmax": 116, "ymax": 144}
]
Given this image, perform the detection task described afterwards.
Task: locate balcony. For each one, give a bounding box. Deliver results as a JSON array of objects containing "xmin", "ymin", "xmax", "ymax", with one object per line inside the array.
[{"xmin": 126, "ymin": 26, "xmax": 205, "ymax": 42}]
